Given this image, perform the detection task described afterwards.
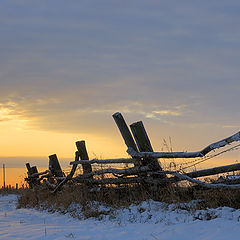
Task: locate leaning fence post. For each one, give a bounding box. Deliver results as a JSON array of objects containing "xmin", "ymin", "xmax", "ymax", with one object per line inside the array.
[
  {"xmin": 49, "ymin": 154, "xmax": 65, "ymax": 178},
  {"xmin": 112, "ymin": 112, "xmax": 140, "ymax": 167},
  {"xmin": 26, "ymin": 163, "xmax": 39, "ymax": 187},
  {"xmin": 130, "ymin": 121, "xmax": 163, "ymax": 176},
  {"xmin": 31, "ymin": 166, "xmax": 38, "ymax": 175},
  {"xmin": 76, "ymin": 141, "xmax": 93, "ymax": 178},
  {"xmin": 26, "ymin": 163, "xmax": 33, "ymax": 188},
  {"xmin": 26, "ymin": 163, "xmax": 32, "ymax": 175}
]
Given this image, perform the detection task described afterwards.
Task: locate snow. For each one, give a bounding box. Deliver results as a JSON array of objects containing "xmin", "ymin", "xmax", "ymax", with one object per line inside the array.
[{"xmin": 1, "ymin": 194, "xmax": 240, "ymax": 240}]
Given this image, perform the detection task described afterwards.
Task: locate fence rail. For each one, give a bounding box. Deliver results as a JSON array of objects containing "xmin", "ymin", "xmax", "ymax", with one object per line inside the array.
[{"xmin": 24, "ymin": 112, "xmax": 240, "ymax": 192}]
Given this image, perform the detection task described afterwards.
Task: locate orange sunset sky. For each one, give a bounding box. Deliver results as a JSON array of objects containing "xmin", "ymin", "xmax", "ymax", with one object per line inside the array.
[{"xmin": 1, "ymin": 1, "xmax": 240, "ymax": 186}]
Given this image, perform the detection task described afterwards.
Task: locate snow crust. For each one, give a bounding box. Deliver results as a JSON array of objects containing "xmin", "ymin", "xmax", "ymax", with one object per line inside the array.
[{"xmin": 1, "ymin": 194, "xmax": 240, "ymax": 240}]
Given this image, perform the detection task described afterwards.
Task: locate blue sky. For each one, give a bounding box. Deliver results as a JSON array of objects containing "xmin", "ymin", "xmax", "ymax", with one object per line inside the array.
[{"xmin": 1, "ymin": 1, "xmax": 240, "ymax": 168}]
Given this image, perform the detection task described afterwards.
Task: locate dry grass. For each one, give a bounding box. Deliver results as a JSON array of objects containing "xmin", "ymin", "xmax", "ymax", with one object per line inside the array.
[
  {"xmin": 0, "ymin": 187, "xmax": 22, "ymax": 195},
  {"xmin": 17, "ymin": 138, "xmax": 240, "ymax": 219},
  {"xmin": 17, "ymin": 180, "xmax": 240, "ymax": 220}
]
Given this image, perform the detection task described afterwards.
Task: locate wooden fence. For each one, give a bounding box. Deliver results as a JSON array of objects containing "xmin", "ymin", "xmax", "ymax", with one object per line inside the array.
[{"xmin": 25, "ymin": 112, "xmax": 240, "ymax": 192}]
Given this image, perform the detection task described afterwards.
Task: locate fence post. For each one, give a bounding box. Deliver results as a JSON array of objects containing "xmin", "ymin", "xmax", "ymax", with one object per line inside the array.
[
  {"xmin": 49, "ymin": 154, "xmax": 65, "ymax": 178},
  {"xmin": 112, "ymin": 112, "xmax": 139, "ymax": 151},
  {"xmin": 26, "ymin": 163, "xmax": 39, "ymax": 187},
  {"xmin": 112, "ymin": 112, "xmax": 140, "ymax": 167},
  {"xmin": 26, "ymin": 163, "xmax": 32, "ymax": 174},
  {"xmin": 130, "ymin": 121, "xmax": 163, "ymax": 176},
  {"xmin": 76, "ymin": 141, "xmax": 93, "ymax": 178}
]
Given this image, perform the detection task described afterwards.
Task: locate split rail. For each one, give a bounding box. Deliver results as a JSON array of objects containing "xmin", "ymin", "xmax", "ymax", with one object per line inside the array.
[{"xmin": 25, "ymin": 112, "xmax": 240, "ymax": 192}]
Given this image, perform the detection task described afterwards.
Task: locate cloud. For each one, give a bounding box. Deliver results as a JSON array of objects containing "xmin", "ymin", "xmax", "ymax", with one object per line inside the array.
[
  {"xmin": 0, "ymin": 0, "xmax": 240, "ymax": 140},
  {"xmin": 153, "ymin": 110, "xmax": 182, "ymax": 117}
]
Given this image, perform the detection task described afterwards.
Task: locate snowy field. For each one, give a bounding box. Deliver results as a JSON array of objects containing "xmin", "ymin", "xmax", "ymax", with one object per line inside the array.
[{"xmin": 1, "ymin": 194, "xmax": 240, "ymax": 240}]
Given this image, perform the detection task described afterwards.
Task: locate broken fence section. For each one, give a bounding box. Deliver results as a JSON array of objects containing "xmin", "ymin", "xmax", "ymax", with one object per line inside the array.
[{"xmin": 25, "ymin": 112, "xmax": 240, "ymax": 192}]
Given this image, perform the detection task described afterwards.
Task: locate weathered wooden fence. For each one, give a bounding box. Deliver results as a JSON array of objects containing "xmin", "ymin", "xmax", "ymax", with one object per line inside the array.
[{"xmin": 25, "ymin": 112, "xmax": 240, "ymax": 192}]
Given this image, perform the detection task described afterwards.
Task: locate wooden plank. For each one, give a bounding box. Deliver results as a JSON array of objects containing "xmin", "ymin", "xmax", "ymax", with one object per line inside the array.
[
  {"xmin": 76, "ymin": 141, "xmax": 93, "ymax": 177},
  {"xmin": 26, "ymin": 163, "xmax": 33, "ymax": 175},
  {"xmin": 130, "ymin": 121, "xmax": 162, "ymax": 171},
  {"xmin": 49, "ymin": 154, "xmax": 64, "ymax": 177},
  {"xmin": 150, "ymin": 163, "xmax": 240, "ymax": 185},
  {"xmin": 75, "ymin": 165, "xmax": 150, "ymax": 178},
  {"xmin": 53, "ymin": 151, "xmax": 80, "ymax": 193},
  {"xmin": 112, "ymin": 112, "xmax": 140, "ymax": 170},
  {"xmin": 70, "ymin": 158, "xmax": 138, "ymax": 165},
  {"xmin": 25, "ymin": 163, "xmax": 39, "ymax": 187},
  {"xmin": 187, "ymin": 163, "xmax": 240, "ymax": 179},
  {"xmin": 73, "ymin": 176, "xmax": 143, "ymax": 185},
  {"xmin": 31, "ymin": 166, "xmax": 38, "ymax": 175},
  {"xmin": 112, "ymin": 112, "xmax": 138, "ymax": 152},
  {"xmin": 128, "ymin": 131, "xmax": 240, "ymax": 159},
  {"xmin": 127, "ymin": 149, "xmax": 202, "ymax": 158},
  {"xmin": 31, "ymin": 170, "xmax": 50, "ymax": 178},
  {"xmin": 165, "ymin": 170, "xmax": 240, "ymax": 189}
]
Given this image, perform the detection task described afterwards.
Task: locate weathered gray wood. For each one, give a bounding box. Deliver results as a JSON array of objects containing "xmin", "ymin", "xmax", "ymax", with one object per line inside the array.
[
  {"xmin": 53, "ymin": 151, "xmax": 80, "ymax": 193},
  {"xmin": 130, "ymin": 121, "xmax": 153, "ymax": 152},
  {"xmin": 148, "ymin": 163, "xmax": 240, "ymax": 185},
  {"xmin": 49, "ymin": 154, "xmax": 65, "ymax": 178},
  {"xmin": 70, "ymin": 158, "xmax": 138, "ymax": 165},
  {"xmin": 165, "ymin": 170, "xmax": 240, "ymax": 189},
  {"xmin": 31, "ymin": 170, "xmax": 50, "ymax": 178},
  {"xmin": 44, "ymin": 180, "xmax": 57, "ymax": 189},
  {"xmin": 25, "ymin": 163, "xmax": 33, "ymax": 187},
  {"xmin": 31, "ymin": 166, "xmax": 38, "ymax": 175},
  {"xmin": 75, "ymin": 165, "xmax": 151, "ymax": 179},
  {"xmin": 128, "ymin": 131, "xmax": 240, "ymax": 159},
  {"xmin": 130, "ymin": 121, "xmax": 162, "ymax": 172},
  {"xmin": 127, "ymin": 148, "xmax": 203, "ymax": 158},
  {"xmin": 26, "ymin": 163, "xmax": 33, "ymax": 175},
  {"xmin": 113, "ymin": 112, "xmax": 142, "ymax": 171},
  {"xmin": 73, "ymin": 176, "xmax": 144, "ymax": 185},
  {"xmin": 26, "ymin": 164, "xmax": 38, "ymax": 177},
  {"xmin": 25, "ymin": 163, "xmax": 39, "ymax": 187},
  {"xmin": 73, "ymin": 162, "xmax": 240, "ymax": 185},
  {"xmin": 76, "ymin": 141, "xmax": 93, "ymax": 177},
  {"xmin": 112, "ymin": 112, "xmax": 138, "ymax": 152},
  {"xmin": 187, "ymin": 163, "xmax": 240, "ymax": 179}
]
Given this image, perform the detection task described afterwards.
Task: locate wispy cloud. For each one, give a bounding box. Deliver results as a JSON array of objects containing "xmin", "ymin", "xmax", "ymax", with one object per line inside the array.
[{"xmin": 153, "ymin": 110, "xmax": 181, "ymax": 116}]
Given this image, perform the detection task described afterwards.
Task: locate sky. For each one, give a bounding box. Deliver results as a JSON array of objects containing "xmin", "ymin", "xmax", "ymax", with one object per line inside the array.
[{"xmin": 1, "ymin": 0, "xmax": 240, "ymax": 181}]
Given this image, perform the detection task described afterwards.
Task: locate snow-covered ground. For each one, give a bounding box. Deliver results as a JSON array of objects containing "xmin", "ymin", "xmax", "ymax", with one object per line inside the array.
[{"xmin": 1, "ymin": 194, "xmax": 240, "ymax": 240}]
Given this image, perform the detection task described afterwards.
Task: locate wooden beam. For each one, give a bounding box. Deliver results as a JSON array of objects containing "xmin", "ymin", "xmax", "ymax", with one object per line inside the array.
[
  {"xmin": 31, "ymin": 170, "xmax": 50, "ymax": 178},
  {"xmin": 149, "ymin": 163, "xmax": 240, "ymax": 185},
  {"xmin": 26, "ymin": 163, "xmax": 32, "ymax": 175},
  {"xmin": 25, "ymin": 163, "xmax": 39, "ymax": 187},
  {"xmin": 187, "ymin": 162, "xmax": 240, "ymax": 179},
  {"xmin": 128, "ymin": 131, "xmax": 240, "ymax": 159},
  {"xmin": 130, "ymin": 121, "xmax": 162, "ymax": 172},
  {"xmin": 165, "ymin": 170, "xmax": 240, "ymax": 189},
  {"xmin": 70, "ymin": 158, "xmax": 138, "ymax": 165},
  {"xmin": 127, "ymin": 148, "xmax": 202, "ymax": 158},
  {"xmin": 53, "ymin": 151, "xmax": 80, "ymax": 193},
  {"xmin": 31, "ymin": 166, "xmax": 38, "ymax": 175},
  {"xmin": 112, "ymin": 112, "xmax": 138, "ymax": 152},
  {"xmin": 76, "ymin": 141, "xmax": 93, "ymax": 177},
  {"xmin": 73, "ymin": 176, "xmax": 144, "ymax": 185},
  {"xmin": 75, "ymin": 165, "xmax": 151, "ymax": 179},
  {"xmin": 49, "ymin": 154, "xmax": 64, "ymax": 178}
]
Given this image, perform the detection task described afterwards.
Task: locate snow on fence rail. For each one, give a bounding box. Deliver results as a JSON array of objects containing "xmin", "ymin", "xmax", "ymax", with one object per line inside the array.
[{"xmin": 24, "ymin": 112, "xmax": 240, "ymax": 192}]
